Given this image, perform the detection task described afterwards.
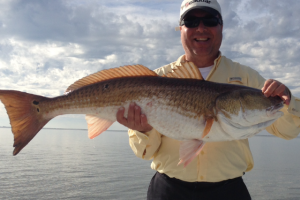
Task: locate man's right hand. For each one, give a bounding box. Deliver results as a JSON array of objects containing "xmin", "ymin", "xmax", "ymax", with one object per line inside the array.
[{"xmin": 117, "ymin": 102, "xmax": 153, "ymax": 133}]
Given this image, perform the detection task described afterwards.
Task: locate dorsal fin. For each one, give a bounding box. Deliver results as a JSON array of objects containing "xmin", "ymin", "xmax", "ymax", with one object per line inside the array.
[
  {"xmin": 65, "ymin": 64, "xmax": 157, "ymax": 94},
  {"xmin": 164, "ymin": 62, "xmax": 203, "ymax": 80}
]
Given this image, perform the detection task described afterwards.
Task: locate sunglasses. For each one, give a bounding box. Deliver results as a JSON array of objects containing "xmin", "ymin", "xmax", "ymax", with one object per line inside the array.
[{"xmin": 180, "ymin": 17, "xmax": 223, "ymax": 28}]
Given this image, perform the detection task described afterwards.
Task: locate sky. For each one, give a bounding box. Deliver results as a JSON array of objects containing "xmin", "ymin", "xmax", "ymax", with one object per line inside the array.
[{"xmin": 0, "ymin": 0, "xmax": 299, "ymax": 130}]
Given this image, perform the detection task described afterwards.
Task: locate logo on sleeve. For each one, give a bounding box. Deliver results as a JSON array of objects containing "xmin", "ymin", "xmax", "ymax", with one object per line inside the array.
[{"xmin": 229, "ymin": 77, "xmax": 242, "ymax": 82}]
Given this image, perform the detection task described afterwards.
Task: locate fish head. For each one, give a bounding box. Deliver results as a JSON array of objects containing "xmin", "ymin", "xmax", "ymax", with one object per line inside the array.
[
  {"xmin": 240, "ymin": 89, "xmax": 284, "ymax": 122},
  {"xmin": 215, "ymin": 89, "xmax": 284, "ymax": 139}
]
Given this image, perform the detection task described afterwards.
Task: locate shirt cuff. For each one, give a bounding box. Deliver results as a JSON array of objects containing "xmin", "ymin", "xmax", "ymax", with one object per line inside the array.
[
  {"xmin": 128, "ymin": 128, "xmax": 159, "ymax": 145},
  {"xmin": 288, "ymin": 95, "xmax": 300, "ymax": 117}
]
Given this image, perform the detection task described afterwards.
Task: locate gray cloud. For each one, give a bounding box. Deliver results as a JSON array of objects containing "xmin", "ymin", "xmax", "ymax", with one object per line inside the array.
[
  {"xmin": 0, "ymin": 42, "xmax": 14, "ymax": 62},
  {"xmin": 0, "ymin": 0, "xmax": 183, "ymax": 96},
  {"xmin": 0, "ymin": 0, "xmax": 181, "ymax": 64},
  {"xmin": 219, "ymin": 0, "xmax": 300, "ymax": 96}
]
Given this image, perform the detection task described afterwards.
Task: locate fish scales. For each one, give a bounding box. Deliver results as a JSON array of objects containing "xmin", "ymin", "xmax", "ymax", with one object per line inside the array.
[
  {"xmin": 39, "ymin": 77, "xmax": 255, "ymax": 140},
  {"xmin": 40, "ymin": 77, "xmax": 224, "ymax": 120},
  {"xmin": 30, "ymin": 76, "xmax": 275, "ymax": 128}
]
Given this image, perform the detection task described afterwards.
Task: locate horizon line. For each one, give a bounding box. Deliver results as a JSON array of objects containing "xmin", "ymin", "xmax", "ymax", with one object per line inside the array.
[{"xmin": 0, "ymin": 126, "xmax": 127, "ymax": 132}]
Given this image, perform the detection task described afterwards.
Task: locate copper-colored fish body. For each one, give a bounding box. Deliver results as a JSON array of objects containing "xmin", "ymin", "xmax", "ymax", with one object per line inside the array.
[
  {"xmin": 30, "ymin": 75, "xmax": 283, "ymax": 141},
  {"xmin": 0, "ymin": 64, "xmax": 284, "ymax": 167},
  {"xmin": 39, "ymin": 77, "xmax": 215, "ymax": 118}
]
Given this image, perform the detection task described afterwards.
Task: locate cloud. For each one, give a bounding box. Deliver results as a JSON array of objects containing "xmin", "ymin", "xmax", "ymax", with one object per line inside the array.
[
  {"xmin": 0, "ymin": 0, "xmax": 183, "ymax": 94},
  {"xmin": 219, "ymin": 0, "xmax": 300, "ymax": 96}
]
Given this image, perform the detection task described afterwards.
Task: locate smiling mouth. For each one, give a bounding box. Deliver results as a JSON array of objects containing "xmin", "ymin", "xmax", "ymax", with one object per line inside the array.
[{"xmin": 194, "ymin": 38, "xmax": 209, "ymax": 42}]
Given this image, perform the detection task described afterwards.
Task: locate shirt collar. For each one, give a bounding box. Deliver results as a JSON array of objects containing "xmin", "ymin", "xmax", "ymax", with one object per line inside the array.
[{"xmin": 173, "ymin": 51, "xmax": 222, "ymax": 69}]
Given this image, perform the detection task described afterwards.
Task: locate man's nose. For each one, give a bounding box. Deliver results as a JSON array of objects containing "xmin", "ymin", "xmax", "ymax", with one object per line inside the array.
[{"xmin": 196, "ymin": 21, "xmax": 207, "ymax": 32}]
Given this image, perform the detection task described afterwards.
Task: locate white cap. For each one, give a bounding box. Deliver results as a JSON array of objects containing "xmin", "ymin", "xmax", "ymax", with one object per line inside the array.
[{"xmin": 179, "ymin": 0, "xmax": 222, "ymax": 24}]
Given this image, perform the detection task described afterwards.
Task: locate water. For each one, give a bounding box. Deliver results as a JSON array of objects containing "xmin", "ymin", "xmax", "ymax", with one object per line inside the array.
[
  {"xmin": 0, "ymin": 128, "xmax": 299, "ymax": 200},
  {"xmin": 244, "ymin": 134, "xmax": 300, "ymax": 200},
  {"xmin": 0, "ymin": 128, "xmax": 154, "ymax": 200}
]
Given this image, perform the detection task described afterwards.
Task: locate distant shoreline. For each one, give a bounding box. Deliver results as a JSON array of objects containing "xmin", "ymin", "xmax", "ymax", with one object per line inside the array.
[
  {"xmin": 0, "ymin": 126, "xmax": 127, "ymax": 132},
  {"xmin": 0, "ymin": 127, "xmax": 298, "ymax": 137}
]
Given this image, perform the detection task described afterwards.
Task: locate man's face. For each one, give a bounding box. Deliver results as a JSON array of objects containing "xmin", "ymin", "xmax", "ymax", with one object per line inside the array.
[{"xmin": 180, "ymin": 9, "xmax": 223, "ymax": 61}]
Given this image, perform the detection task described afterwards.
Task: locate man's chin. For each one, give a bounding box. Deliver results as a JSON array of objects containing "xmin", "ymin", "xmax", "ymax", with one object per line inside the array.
[{"xmin": 192, "ymin": 50, "xmax": 213, "ymax": 57}]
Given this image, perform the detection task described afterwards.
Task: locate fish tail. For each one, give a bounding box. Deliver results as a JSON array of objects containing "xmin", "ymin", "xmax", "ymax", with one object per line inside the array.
[{"xmin": 0, "ymin": 90, "xmax": 51, "ymax": 155}]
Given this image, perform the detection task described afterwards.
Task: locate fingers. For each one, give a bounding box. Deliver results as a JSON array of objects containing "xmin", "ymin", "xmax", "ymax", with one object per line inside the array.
[
  {"xmin": 116, "ymin": 102, "xmax": 153, "ymax": 132},
  {"xmin": 281, "ymin": 93, "xmax": 290, "ymax": 105},
  {"xmin": 262, "ymin": 79, "xmax": 281, "ymax": 97},
  {"xmin": 262, "ymin": 79, "xmax": 273, "ymax": 94},
  {"xmin": 134, "ymin": 105, "xmax": 142, "ymax": 127},
  {"xmin": 262, "ymin": 79, "xmax": 291, "ymax": 105},
  {"xmin": 127, "ymin": 103, "xmax": 135, "ymax": 128},
  {"xmin": 116, "ymin": 107, "xmax": 126, "ymax": 124},
  {"xmin": 262, "ymin": 79, "xmax": 284, "ymax": 97},
  {"xmin": 141, "ymin": 114, "xmax": 148, "ymax": 127}
]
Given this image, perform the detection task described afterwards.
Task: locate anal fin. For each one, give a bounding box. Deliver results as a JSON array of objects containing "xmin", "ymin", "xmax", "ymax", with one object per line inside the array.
[
  {"xmin": 85, "ymin": 115, "xmax": 114, "ymax": 139},
  {"xmin": 177, "ymin": 118, "xmax": 213, "ymax": 167}
]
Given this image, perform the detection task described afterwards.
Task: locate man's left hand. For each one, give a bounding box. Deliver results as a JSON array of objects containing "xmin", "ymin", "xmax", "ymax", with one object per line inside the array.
[{"xmin": 262, "ymin": 79, "xmax": 291, "ymax": 105}]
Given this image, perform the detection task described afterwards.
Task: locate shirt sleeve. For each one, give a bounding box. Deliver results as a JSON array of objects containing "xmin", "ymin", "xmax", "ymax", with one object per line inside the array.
[
  {"xmin": 266, "ymin": 95, "xmax": 300, "ymax": 140},
  {"xmin": 128, "ymin": 128, "xmax": 162, "ymax": 160},
  {"xmin": 248, "ymin": 68, "xmax": 300, "ymax": 140}
]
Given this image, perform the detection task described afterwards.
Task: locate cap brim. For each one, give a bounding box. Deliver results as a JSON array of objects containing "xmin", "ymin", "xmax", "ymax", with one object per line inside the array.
[{"xmin": 180, "ymin": 7, "xmax": 220, "ymax": 22}]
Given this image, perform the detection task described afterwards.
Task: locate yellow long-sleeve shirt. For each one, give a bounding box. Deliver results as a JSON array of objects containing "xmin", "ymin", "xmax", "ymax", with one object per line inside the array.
[{"xmin": 128, "ymin": 54, "xmax": 300, "ymax": 182}]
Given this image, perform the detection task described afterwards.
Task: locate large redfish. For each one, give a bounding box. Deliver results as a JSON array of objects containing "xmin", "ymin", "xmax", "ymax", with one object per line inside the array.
[{"xmin": 0, "ymin": 63, "xmax": 284, "ymax": 166}]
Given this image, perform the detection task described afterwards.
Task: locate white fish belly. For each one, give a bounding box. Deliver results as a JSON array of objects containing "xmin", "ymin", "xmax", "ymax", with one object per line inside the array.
[
  {"xmin": 77, "ymin": 97, "xmax": 207, "ymax": 141},
  {"xmin": 44, "ymin": 96, "xmax": 206, "ymax": 141},
  {"xmin": 135, "ymin": 98, "xmax": 206, "ymax": 141}
]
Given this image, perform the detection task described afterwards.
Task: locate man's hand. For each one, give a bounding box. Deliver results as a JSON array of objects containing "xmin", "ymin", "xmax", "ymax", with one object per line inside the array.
[
  {"xmin": 117, "ymin": 102, "xmax": 153, "ymax": 133},
  {"xmin": 262, "ymin": 79, "xmax": 291, "ymax": 105}
]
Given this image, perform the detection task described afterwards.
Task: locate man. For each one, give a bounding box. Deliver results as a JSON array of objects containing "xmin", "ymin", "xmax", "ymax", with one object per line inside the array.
[{"xmin": 117, "ymin": 0, "xmax": 300, "ymax": 199}]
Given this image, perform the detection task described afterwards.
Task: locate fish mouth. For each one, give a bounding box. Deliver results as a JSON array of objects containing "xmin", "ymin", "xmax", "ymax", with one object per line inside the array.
[{"xmin": 266, "ymin": 102, "xmax": 284, "ymax": 117}]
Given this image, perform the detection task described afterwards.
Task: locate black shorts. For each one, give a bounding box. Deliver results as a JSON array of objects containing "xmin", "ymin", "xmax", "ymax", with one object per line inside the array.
[{"xmin": 147, "ymin": 172, "xmax": 251, "ymax": 200}]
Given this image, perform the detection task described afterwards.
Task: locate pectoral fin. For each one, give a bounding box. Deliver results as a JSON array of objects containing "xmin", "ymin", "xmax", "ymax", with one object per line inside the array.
[
  {"xmin": 178, "ymin": 140, "xmax": 205, "ymax": 167},
  {"xmin": 202, "ymin": 118, "xmax": 214, "ymax": 138},
  {"xmin": 85, "ymin": 115, "xmax": 114, "ymax": 139}
]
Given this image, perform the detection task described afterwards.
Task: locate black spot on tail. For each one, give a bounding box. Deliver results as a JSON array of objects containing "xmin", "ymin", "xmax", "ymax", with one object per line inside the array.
[
  {"xmin": 33, "ymin": 101, "xmax": 39, "ymax": 105},
  {"xmin": 37, "ymin": 108, "xmax": 40, "ymax": 112}
]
